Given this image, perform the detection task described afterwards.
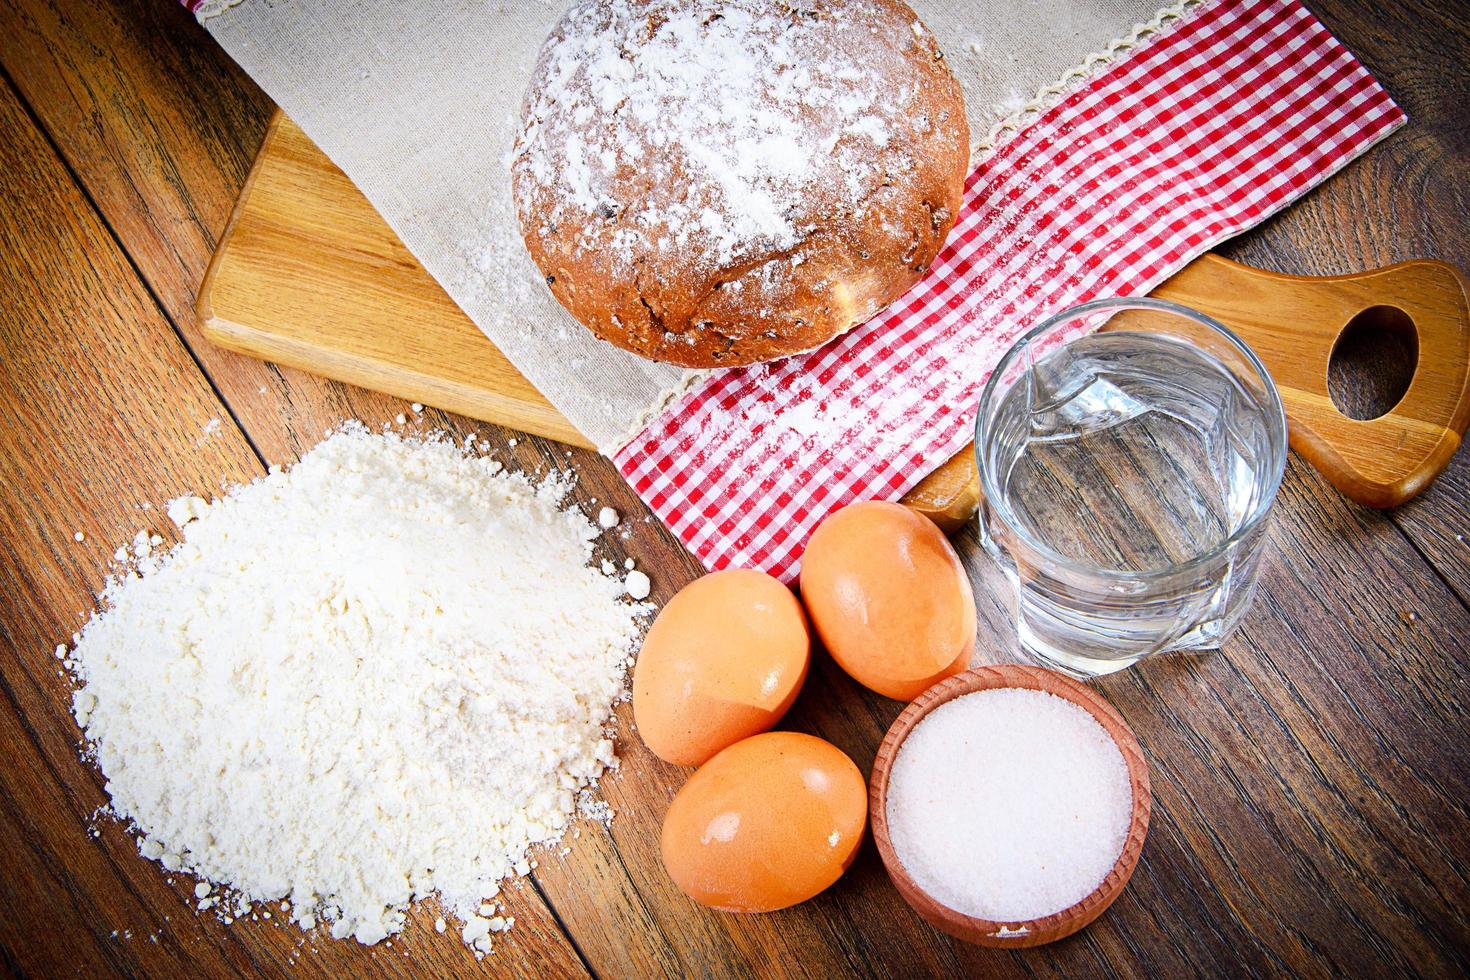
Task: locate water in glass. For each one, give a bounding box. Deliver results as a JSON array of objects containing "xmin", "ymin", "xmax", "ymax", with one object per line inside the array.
[{"xmin": 978, "ymin": 302, "xmax": 1286, "ymax": 677}]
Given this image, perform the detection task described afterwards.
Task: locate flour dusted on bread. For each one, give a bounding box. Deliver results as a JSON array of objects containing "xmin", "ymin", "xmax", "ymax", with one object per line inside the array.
[
  {"xmin": 65, "ymin": 426, "xmax": 648, "ymax": 952},
  {"xmin": 511, "ymin": 0, "xmax": 968, "ymax": 367}
]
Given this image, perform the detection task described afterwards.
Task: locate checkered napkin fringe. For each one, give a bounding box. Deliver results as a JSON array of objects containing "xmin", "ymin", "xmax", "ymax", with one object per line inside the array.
[{"xmin": 613, "ymin": 0, "xmax": 1405, "ymax": 583}]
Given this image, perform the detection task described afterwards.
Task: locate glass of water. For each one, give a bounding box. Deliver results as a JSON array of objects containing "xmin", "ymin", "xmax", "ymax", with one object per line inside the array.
[{"xmin": 975, "ymin": 297, "xmax": 1288, "ymax": 677}]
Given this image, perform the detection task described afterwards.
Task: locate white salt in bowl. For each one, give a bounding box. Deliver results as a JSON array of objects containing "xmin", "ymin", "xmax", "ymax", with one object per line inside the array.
[{"xmin": 869, "ymin": 664, "xmax": 1151, "ymax": 948}]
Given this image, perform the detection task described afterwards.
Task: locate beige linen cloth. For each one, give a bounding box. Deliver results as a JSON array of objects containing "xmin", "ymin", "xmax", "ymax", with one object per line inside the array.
[{"xmin": 196, "ymin": 0, "xmax": 1170, "ymax": 452}]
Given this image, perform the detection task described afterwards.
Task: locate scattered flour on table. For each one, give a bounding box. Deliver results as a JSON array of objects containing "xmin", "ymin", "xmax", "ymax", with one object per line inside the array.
[
  {"xmin": 885, "ymin": 688, "xmax": 1132, "ymax": 922},
  {"xmin": 623, "ymin": 569, "xmax": 652, "ymax": 601},
  {"xmin": 64, "ymin": 424, "xmax": 650, "ymax": 953}
]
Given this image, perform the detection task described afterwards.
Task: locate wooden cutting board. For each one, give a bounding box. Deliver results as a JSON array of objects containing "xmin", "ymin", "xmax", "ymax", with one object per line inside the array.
[{"xmin": 199, "ymin": 111, "xmax": 1470, "ymax": 526}]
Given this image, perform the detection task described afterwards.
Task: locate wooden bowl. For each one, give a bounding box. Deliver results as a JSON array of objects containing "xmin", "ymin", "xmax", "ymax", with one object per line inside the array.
[{"xmin": 869, "ymin": 664, "xmax": 1151, "ymax": 948}]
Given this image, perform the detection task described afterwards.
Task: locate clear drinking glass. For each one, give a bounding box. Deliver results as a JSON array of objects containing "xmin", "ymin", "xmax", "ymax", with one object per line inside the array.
[{"xmin": 975, "ymin": 298, "xmax": 1288, "ymax": 678}]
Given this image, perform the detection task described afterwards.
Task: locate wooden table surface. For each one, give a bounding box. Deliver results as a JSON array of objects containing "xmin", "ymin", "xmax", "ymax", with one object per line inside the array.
[{"xmin": 2, "ymin": 1, "xmax": 1467, "ymax": 976}]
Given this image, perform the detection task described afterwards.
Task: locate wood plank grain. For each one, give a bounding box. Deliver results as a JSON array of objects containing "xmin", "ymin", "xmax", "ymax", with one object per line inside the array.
[
  {"xmin": 1214, "ymin": 0, "xmax": 1470, "ymax": 604},
  {"xmin": 0, "ymin": 72, "xmax": 587, "ymax": 980},
  {"xmin": 0, "ymin": 3, "xmax": 994, "ymax": 974},
  {"xmin": 0, "ymin": 0, "xmax": 418, "ymax": 466},
  {"xmin": 0, "ymin": 0, "xmax": 1468, "ymax": 976},
  {"xmin": 0, "ymin": 5, "xmax": 727, "ymax": 973},
  {"xmin": 947, "ymin": 453, "xmax": 1470, "ymax": 976}
]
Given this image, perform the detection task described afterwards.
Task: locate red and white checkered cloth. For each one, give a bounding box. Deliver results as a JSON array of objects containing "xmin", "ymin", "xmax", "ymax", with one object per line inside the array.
[{"xmin": 613, "ymin": 0, "xmax": 1404, "ymax": 583}]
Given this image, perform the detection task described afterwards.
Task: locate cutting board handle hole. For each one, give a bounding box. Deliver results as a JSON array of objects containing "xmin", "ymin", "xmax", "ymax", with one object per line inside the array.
[{"xmin": 1328, "ymin": 305, "xmax": 1418, "ymax": 421}]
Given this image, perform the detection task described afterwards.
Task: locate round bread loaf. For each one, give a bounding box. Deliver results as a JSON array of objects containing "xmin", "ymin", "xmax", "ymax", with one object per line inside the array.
[{"xmin": 510, "ymin": 0, "xmax": 969, "ymax": 368}]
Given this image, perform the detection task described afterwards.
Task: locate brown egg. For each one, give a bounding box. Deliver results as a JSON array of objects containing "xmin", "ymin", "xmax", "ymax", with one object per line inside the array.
[
  {"xmin": 633, "ymin": 569, "xmax": 810, "ymax": 766},
  {"xmin": 799, "ymin": 501, "xmax": 975, "ymax": 700},
  {"xmin": 660, "ymin": 732, "xmax": 866, "ymax": 912}
]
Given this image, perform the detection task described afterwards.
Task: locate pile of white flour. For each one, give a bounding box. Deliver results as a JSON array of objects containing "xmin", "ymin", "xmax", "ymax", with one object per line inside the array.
[{"xmin": 66, "ymin": 425, "xmax": 647, "ymax": 949}]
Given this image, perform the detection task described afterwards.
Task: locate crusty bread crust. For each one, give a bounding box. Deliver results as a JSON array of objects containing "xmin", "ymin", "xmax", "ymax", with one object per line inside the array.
[{"xmin": 511, "ymin": 0, "xmax": 968, "ymax": 368}]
